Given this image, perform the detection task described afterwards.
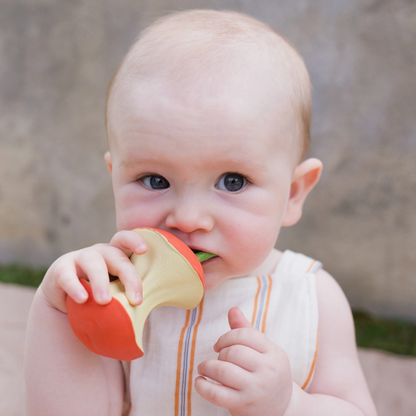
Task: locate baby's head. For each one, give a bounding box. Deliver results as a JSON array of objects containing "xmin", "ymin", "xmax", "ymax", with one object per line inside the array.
[
  {"xmin": 104, "ymin": 10, "xmax": 322, "ymax": 289},
  {"xmin": 107, "ymin": 9, "xmax": 312, "ymax": 160}
]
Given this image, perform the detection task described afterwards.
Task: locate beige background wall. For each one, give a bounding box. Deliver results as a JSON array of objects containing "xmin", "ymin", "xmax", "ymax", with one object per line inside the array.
[{"xmin": 1, "ymin": 0, "xmax": 415, "ymax": 320}]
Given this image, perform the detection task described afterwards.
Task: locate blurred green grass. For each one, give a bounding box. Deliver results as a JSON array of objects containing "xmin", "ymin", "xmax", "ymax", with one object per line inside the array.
[
  {"xmin": 0, "ymin": 264, "xmax": 46, "ymax": 288},
  {"xmin": 0, "ymin": 265, "xmax": 416, "ymax": 357},
  {"xmin": 353, "ymin": 311, "xmax": 416, "ymax": 357}
]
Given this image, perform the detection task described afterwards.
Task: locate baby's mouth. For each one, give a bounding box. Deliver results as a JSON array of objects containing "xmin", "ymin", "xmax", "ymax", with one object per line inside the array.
[{"xmin": 191, "ymin": 249, "xmax": 218, "ymax": 263}]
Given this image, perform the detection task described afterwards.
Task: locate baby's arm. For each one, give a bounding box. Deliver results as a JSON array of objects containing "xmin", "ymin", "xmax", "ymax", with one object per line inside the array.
[
  {"xmin": 24, "ymin": 231, "xmax": 147, "ymax": 416},
  {"xmin": 284, "ymin": 269, "xmax": 378, "ymax": 416},
  {"xmin": 195, "ymin": 269, "xmax": 377, "ymax": 416}
]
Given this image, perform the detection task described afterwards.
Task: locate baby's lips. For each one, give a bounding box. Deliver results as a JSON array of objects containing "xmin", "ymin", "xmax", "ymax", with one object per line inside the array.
[{"xmin": 66, "ymin": 227, "xmax": 205, "ymax": 361}]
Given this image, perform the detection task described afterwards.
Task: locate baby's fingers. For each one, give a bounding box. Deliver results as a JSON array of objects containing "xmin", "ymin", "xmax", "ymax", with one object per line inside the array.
[
  {"xmin": 41, "ymin": 256, "xmax": 89, "ymax": 313},
  {"xmin": 110, "ymin": 230, "xmax": 148, "ymax": 257},
  {"xmin": 217, "ymin": 344, "xmax": 259, "ymax": 373},
  {"xmin": 195, "ymin": 375, "xmax": 241, "ymax": 409},
  {"xmin": 76, "ymin": 245, "xmax": 144, "ymax": 306},
  {"xmin": 197, "ymin": 359, "xmax": 249, "ymax": 391},
  {"xmin": 74, "ymin": 249, "xmax": 113, "ymax": 304},
  {"xmin": 108, "ymin": 230, "xmax": 150, "ymax": 305},
  {"xmin": 214, "ymin": 327, "xmax": 269, "ymax": 354},
  {"xmin": 106, "ymin": 253, "xmax": 143, "ymax": 306},
  {"xmin": 55, "ymin": 262, "xmax": 89, "ymax": 304}
]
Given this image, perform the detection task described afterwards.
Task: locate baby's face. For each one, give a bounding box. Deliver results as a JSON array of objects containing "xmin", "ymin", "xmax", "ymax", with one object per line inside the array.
[{"xmin": 107, "ymin": 80, "xmax": 300, "ymax": 290}]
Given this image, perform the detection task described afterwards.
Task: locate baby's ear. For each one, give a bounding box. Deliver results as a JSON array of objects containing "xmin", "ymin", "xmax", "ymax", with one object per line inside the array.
[
  {"xmin": 104, "ymin": 151, "xmax": 113, "ymax": 174},
  {"xmin": 282, "ymin": 158, "xmax": 322, "ymax": 227}
]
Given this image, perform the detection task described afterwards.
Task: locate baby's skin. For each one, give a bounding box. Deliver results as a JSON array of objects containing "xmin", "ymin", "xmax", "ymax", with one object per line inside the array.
[{"xmin": 25, "ymin": 10, "xmax": 377, "ymax": 416}]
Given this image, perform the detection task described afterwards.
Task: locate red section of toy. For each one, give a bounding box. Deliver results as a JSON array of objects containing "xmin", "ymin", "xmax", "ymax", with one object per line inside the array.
[
  {"xmin": 66, "ymin": 228, "xmax": 205, "ymax": 360},
  {"xmin": 67, "ymin": 279, "xmax": 143, "ymax": 360}
]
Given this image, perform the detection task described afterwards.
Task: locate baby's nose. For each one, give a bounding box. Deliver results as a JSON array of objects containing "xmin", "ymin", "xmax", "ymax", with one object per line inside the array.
[{"xmin": 165, "ymin": 197, "xmax": 214, "ymax": 233}]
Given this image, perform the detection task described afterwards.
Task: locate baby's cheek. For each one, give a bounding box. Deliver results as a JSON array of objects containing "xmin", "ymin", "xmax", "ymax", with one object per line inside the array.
[
  {"xmin": 245, "ymin": 241, "xmax": 274, "ymax": 270},
  {"xmin": 230, "ymin": 221, "xmax": 278, "ymax": 269},
  {"xmin": 115, "ymin": 197, "xmax": 164, "ymax": 231}
]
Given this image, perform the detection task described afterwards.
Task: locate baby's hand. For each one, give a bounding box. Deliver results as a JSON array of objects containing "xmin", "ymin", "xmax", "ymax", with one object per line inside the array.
[
  {"xmin": 195, "ymin": 307, "xmax": 292, "ymax": 416},
  {"xmin": 40, "ymin": 230, "xmax": 148, "ymax": 313}
]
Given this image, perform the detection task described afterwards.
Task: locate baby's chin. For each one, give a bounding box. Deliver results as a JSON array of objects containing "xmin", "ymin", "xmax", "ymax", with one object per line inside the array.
[
  {"xmin": 202, "ymin": 268, "xmax": 234, "ymax": 291},
  {"xmin": 202, "ymin": 265, "xmax": 259, "ymax": 291},
  {"xmin": 205, "ymin": 249, "xmax": 282, "ymax": 287}
]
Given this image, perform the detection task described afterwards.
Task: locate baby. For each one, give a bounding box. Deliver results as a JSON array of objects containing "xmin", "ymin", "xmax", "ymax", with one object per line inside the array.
[{"xmin": 25, "ymin": 9, "xmax": 377, "ymax": 416}]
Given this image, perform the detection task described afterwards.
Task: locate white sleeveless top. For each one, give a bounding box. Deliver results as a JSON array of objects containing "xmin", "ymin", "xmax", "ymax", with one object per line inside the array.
[{"xmin": 122, "ymin": 250, "xmax": 321, "ymax": 416}]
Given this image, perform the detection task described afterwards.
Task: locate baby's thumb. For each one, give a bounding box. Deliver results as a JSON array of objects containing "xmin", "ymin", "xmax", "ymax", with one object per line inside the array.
[{"xmin": 228, "ymin": 307, "xmax": 252, "ymax": 330}]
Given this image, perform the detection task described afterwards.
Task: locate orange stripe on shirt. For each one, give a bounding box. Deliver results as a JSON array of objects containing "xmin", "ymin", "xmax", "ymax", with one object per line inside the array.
[
  {"xmin": 251, "ymin": 276, "xmax": 262, "ymax": 326},
  {"xmin": 306, "ymin": 260, "xmax": 317, "ymax": 273},
  {"xmin": 261, "ymin": 275, "xmax": 273, "ymax": 333},
  {"xmin": 302, "ymin": 333, "xmax": 318, "ymax": 390},
  {"xmin": 302, "ymin": 260, "xmax": 318, "ymax": 389},
  {"xmin": 126, "ymin": 361, "xmax": 132, "ymax": 416},
  {"xmin": 175, "ymin": 310, "xmax": 191, "ymax": 416},
  {"xmin": 187, "ymin": 299, "xmax": 205, "ymax": 416}
]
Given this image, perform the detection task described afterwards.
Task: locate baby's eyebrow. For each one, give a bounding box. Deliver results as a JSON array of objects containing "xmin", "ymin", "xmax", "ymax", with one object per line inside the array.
[
  {"xmin": 227, "ymin": 156, "xmax": 268, "ymax": 175},
  {"xmin": 119, "ymin": 156, "xmax": 265, "ymax": 171},
  {"xmin": 118, "ymin": 156, "xmax": 159, "ymax": 168},
  {"xmin": 118, "ymin": 153, "xmax": 270, "ymax": 179}
]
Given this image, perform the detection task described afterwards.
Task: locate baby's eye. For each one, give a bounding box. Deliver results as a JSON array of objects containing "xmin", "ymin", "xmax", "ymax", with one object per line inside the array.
[
  {"xmin": 141, "ymin": 175, "xmax": 170, "ymax": 190},
  {"xmin": 216, "ymin": 173, "xmax": 246, "ymax": 192}
]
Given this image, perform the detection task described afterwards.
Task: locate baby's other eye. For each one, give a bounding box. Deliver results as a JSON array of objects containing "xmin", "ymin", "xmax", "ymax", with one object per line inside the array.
[
  {"xmin": 216, "ymin": 173, "xmax": 246, "ymax": 192},
  {"xmin": 141, "ymin": 175, "xmax": 170, "ymax": 190}
]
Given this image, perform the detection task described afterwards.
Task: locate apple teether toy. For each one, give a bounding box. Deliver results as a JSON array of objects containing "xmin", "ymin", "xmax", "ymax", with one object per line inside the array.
[{"xmin": 66, "ymin": 228, "xmax": 208, "ymax": 360}]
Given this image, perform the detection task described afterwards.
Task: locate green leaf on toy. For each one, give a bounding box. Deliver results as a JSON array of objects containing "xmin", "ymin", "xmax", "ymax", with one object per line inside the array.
[{"xmin": 193, "ymin": 251, "xmax": 218, "ymax": 262}]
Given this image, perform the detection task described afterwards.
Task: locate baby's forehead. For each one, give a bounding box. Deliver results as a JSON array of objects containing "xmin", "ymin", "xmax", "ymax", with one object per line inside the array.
[{"xmin": 110, "ymin": 77, "xmax": 301, "ymax": 171}]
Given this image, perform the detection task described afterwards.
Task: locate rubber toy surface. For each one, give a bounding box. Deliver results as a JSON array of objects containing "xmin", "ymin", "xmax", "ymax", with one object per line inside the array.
[{"xmin": 66, "ymin": 228, "xmax": 205, "ymax": 361}]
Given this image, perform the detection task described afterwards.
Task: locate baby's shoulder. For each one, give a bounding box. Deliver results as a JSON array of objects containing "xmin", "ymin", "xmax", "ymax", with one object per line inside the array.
[
  {"xmin": 315, "ymin": 267, "xmax": 351, "ymax": 315},
  {"xmin": 314, "ymin": 267, "xmax": 356, "ymax": 348},
  {"xmin": 275, "ymin": 249, "xmax": 322, "ymax": 276},
  {"xmin": 275, "ymin": 253, "xmax": 354, "ymax": 342}
]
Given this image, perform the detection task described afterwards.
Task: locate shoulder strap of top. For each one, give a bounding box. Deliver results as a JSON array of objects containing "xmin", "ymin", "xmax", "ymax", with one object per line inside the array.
[{"xmin": 275, "ymin": 250, "xmax": 322, "ymax": 275}]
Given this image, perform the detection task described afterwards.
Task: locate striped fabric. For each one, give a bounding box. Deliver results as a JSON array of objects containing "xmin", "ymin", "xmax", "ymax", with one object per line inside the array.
[
  {"xmin": 126, "ymin": 250, "xmax": 320, "ymax": 415},
  {"xmin": 175, "ymin": 302, "xmax": 204, "ymax": 416},
  {"xmin": 251, "ymin": 275, "xmax": 273, "ymax": 332}
]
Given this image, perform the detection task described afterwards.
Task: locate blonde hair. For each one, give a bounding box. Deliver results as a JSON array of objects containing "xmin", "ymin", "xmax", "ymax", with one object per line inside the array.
[{"xmin": 106, "ymin": 10, "xmax": 312, "ymax": 157}]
